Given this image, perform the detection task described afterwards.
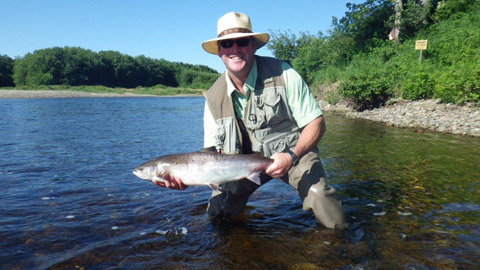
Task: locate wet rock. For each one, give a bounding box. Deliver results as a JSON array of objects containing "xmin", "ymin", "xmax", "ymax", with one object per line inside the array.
[{"xmin": 319, "ymin": 99, "xmax": 480, "ymax": 137}]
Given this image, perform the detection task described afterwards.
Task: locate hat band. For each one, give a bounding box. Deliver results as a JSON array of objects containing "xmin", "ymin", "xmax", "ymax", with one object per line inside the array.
[{"xmin": 218, "ymin": 28, "xmax": 252, "ymax": 38}]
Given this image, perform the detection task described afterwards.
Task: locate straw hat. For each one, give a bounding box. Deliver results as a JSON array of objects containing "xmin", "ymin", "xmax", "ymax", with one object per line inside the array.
[{"xmin": 202, "ymin": 12, "xmax": 270, "ymax": 55}]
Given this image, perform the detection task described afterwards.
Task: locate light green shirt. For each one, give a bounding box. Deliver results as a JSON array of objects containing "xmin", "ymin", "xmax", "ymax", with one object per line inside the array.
[{"xmin": 204, "ymin": 57, "xmax": 322, "ymax": 148}]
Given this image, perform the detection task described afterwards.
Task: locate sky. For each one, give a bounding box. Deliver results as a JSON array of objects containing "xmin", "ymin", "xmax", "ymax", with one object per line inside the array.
[{"xmin": 1, "ymin": 0, "xmax": 363, "ymax": 72}]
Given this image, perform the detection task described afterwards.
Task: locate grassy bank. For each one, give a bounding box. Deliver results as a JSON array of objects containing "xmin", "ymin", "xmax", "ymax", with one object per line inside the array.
[
  {"xmin": 1, "ymin": 84, "xmax": 205, "ymax": 96},
  {"xmin": 315, "ymin": 2, "xmax": 480, "ymax": 110}
]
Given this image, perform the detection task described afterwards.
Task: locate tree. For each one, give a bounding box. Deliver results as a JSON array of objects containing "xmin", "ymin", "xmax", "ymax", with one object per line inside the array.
[
  {"xmin": 61, "ymin": 47, "xmax": 96, "ymax": 85},
  {"xmin": 389, "ymin": 0, "xmax": 403, "ymax": 42},
  {"xmin": 434, "ymin": 0, "xmax": 477, "ymax": 21},
  {"xmin": 14, "ymin": 49, "xmax": 58, "ymax": 86},
  {"xmin": 334, "ymin": 0, "xmax": 394, "ymax": 51},
  {"xmin": 0, "ymin": 54, "xmax": 15, "ymax": 87},
  {"xmin": 290, "ymin": 33, "xmax": 331, "ymax": 82},
  {"xmin": 266, "ymin": 30, "xmax": 300, "ymax": 61},
  {"xmin": 11, "ymin": 47, "xmax": 219, "ymax": 88}
]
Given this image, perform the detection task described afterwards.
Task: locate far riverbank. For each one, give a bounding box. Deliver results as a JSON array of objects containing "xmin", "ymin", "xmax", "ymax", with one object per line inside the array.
[
  {"xmin": 319, "ymin": 99, "xmax": 480, "ymax": 137},
  {"xmin": 0, "ymin": 90, "xmax": 201, "ymax": 99}
]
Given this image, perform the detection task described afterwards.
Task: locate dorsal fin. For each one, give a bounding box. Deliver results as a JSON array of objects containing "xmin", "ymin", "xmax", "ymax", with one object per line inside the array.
[{"xmin": 197, "ymin": 146, "xmax": 217, "ymax": 153}]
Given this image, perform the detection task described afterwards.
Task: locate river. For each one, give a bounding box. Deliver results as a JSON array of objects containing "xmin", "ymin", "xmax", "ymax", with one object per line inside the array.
[{"xmin": 1, "ymin": 97, "xmax": 479, "ymax": 269}]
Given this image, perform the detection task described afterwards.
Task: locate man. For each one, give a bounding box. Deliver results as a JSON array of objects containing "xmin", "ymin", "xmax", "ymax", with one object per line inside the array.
[{"xmin": 153, "ymin": 12, "xmax": 347, "ymax": 229}]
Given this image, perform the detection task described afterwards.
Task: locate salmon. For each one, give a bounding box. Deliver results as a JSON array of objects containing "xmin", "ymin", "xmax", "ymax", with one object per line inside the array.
[{"xmin": 133, "ymin": 151, "xmax": 273, "ymax": 191}]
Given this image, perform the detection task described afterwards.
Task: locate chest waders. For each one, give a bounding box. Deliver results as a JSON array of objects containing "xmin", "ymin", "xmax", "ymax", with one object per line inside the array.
[{"xmin": 204, "ymin": 56, "xmax": 347, "ymax": 229}]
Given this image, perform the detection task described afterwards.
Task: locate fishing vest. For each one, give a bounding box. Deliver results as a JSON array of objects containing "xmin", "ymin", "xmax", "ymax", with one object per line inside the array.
[{"xmin": 204, "ymin": 56, "xmax": 300, "ymax": 157}]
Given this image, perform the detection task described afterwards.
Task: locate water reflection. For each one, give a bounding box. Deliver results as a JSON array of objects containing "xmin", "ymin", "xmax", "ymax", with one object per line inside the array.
[{"xmin": 321, "ymin": 112, "xmax": 480, "ymax": 269}]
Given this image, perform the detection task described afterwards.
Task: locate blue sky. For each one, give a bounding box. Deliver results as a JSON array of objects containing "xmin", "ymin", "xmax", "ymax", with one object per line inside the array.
[{"xmin": 1, "ymin": 0, "xmax": 362, "ymax": 72}]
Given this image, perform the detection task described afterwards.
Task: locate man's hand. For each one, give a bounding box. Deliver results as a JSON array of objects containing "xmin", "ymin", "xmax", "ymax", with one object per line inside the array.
[
  {"xmin": 152, "ymin": 173, "xmax": 188, "ymax": 190},
  {"xmin": 265, "ymin": 152, "xmax": 293, "ymax": 178}
]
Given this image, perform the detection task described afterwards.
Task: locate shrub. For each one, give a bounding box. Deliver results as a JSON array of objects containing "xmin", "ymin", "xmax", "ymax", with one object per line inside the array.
[
  {"xmin": 338, "ymin": 55, "xmax": 395, "ymax": 110},
  {"xmin": 434, "ymin": 0, "xmax": 477, "ymax": 21},
  {"xmin": 402, "ymin": 70, "xmax": 434, "ymax": 100},
  {"xmin": 434, "ymin": 59, "xmax": 480, "ymax": 104},
  {"xmin": 312, "ymin": 66, "xmax": 343, "ymax": 85}
]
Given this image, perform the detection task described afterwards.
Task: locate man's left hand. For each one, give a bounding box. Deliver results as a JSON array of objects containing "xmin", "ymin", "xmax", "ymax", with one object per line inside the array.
[
  {"xmin": 265, "ymin": 152, "xmax": 292, "ymax": 178},
  {"xmin": 152, "ymin": 173, "xmax": 188, "ymax": 190}
]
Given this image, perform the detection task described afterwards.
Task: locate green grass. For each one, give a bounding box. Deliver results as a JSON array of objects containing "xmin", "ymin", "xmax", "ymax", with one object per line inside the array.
[{"xmin": 1, "ymin": 84, "xmax": 206, "ymax": 96}]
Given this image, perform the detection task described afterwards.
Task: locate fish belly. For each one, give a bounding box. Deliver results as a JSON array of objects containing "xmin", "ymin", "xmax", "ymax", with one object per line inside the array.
[{"xmin": 169, "ymin": 162, "xmax": 254, "ymax": 186}]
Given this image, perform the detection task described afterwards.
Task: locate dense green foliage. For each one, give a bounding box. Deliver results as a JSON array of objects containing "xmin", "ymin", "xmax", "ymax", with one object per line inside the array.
[
  {"xmin": 5, "ymin": 47, "xmax": 219, "ymax": 89},
  {"xmin": 268, "ymin": 0, "xmax": 479, "ymax": 109},
  {"xmin": 0, "ymin": 55, "xmax": 14, "ymax": 87}
]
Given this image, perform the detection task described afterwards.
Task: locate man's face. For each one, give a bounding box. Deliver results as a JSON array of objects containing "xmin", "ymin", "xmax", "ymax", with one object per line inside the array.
[{"xmin": 218, "ymin": 37, "xmax": 256, "ymax": 78}]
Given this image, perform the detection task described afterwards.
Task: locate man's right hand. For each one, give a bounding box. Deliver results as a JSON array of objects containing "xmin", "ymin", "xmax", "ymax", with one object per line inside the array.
[{"xmin": 152, "ymin": 173, "xmax": 188, "ymax": 190}]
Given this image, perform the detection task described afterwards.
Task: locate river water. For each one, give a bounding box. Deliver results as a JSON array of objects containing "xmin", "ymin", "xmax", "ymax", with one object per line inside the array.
[{"xmin": 1, "ymin": 97, "xmax": 479, "ymax": 270}]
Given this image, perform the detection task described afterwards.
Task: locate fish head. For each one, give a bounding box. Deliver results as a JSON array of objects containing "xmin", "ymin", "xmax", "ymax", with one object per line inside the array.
[
  {"xmin": 133, "ymin": 164, "xmax": 156, "ymax": 180},
  {"xmin": 132, "ymin": 162, "xmax": 169, "ymax": 180}
]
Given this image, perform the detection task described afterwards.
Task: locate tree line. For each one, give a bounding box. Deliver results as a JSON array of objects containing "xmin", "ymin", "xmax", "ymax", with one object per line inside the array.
[
  {"xmin": 0, "ymin": 47, "xmax": 219, "ymax": 89},
  {"xmin": 267, "ymin": 0, "xmax": 479, "ymax": 109}
]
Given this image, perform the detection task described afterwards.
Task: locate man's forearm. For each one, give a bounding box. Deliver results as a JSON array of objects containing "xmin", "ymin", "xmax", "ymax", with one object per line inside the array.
[{"xmin": 292, "ymin": 116, "xmax": 325, "ymax": 158}]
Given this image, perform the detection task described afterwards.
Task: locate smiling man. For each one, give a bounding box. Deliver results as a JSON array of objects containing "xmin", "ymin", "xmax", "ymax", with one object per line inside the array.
[{"xmin": 155, "ymin": 12, "xmax": 347, "ymax": 229}]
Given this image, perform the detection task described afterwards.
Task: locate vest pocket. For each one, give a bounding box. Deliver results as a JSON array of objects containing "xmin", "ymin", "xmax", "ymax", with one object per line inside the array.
[
  {"xmin": 262, "ymin": 86, "xmax": 289, "ymax": 126},
  {"xmin": 215, "ymin": 117, "xmax": 240, "ymax": 153},
  {"xmin": 245, "ymin": 95, "xmax": 266, "ymax": 129},
  {"xmin": 262, "ymin": 131, "xmax": 299, "ymax": 157}
]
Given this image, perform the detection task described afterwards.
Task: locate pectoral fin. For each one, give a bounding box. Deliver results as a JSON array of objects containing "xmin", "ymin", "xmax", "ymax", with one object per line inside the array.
[
  {"xmin": 152, "ymin": 176, "xmax": 166, "ymax": 183},
  {"xmin": 157, "ymin": 163, "xmax": 170, "ymax": 175},
  {"xmin": 208, "ymin": 183, "xmax": 221, "ymax": 192},
  {"xmin": 246, "ymin": 172, "xmax": 262, "ymax": 185}
]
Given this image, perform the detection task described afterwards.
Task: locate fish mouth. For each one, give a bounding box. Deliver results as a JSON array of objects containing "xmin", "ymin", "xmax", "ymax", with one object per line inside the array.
[{"xmin": 132, "ymin": 169, "xmax": 148, "ymax": 180}]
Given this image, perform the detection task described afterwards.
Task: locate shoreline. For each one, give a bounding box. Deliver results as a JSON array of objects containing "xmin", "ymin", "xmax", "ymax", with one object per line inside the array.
[
  {"xmin": 0, "ymin": 90, "xmax": 202, "ymax": 99},
  {"xmin": 319, "ymin": 99, "xmax": 480, "ymax": 137}
]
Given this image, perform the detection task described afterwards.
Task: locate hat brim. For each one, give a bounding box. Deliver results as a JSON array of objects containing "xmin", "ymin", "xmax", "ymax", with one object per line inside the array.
[{"xmin": 202, "ymin": 32, "xmax": 269, "ymax": 55}]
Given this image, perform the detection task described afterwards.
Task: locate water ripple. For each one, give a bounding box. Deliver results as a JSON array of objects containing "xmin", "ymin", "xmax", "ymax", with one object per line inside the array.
[{"xmin": 1, "ymin": 99, "xmax": 479, "ymax": 270}]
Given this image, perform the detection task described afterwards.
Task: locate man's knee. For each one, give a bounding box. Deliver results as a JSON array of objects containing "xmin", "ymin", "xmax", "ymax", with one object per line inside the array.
[
  {"xmin": 206, "ymin": 179, "xmax": 262, "ymax": 217},
  {"xmin": 303, "ymin": 182, "xmax": 347, "ymax": 229},
  {"xmin": 207, "ymin": 190, "xmax": 247, "ymax": 217}
]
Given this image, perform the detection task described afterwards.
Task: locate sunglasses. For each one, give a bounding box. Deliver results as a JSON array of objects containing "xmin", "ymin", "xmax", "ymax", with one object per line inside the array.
[{"xmin": 218, "ymin": 38, "xmax": 252, "ymax": 49}]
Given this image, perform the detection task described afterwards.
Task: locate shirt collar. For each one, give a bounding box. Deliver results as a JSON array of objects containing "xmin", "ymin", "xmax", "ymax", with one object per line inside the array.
[{"xmin": 225, "ymin": 57, "xmax": 258, "ymax": 96}]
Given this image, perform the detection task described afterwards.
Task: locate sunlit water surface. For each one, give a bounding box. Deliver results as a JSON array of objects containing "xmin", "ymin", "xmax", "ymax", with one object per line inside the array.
[{"xmin": 0, "ymin": 97, "xmax": 478, "ymax": 269}]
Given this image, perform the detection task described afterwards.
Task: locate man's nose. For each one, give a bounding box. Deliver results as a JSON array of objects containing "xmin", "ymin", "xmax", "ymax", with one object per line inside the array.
[{"xmin": 230, "ymin": 42, "xmax": 241, "ymax": 51}]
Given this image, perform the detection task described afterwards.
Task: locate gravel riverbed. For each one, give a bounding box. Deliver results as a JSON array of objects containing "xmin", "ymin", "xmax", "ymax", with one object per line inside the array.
[
  {"xmin": 1, "ymin": 90, "xmax": 478, "ymax": 137},
  {"xmin": 319, "ymin": 99, "xmax": 480, "ymax": 137}
]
